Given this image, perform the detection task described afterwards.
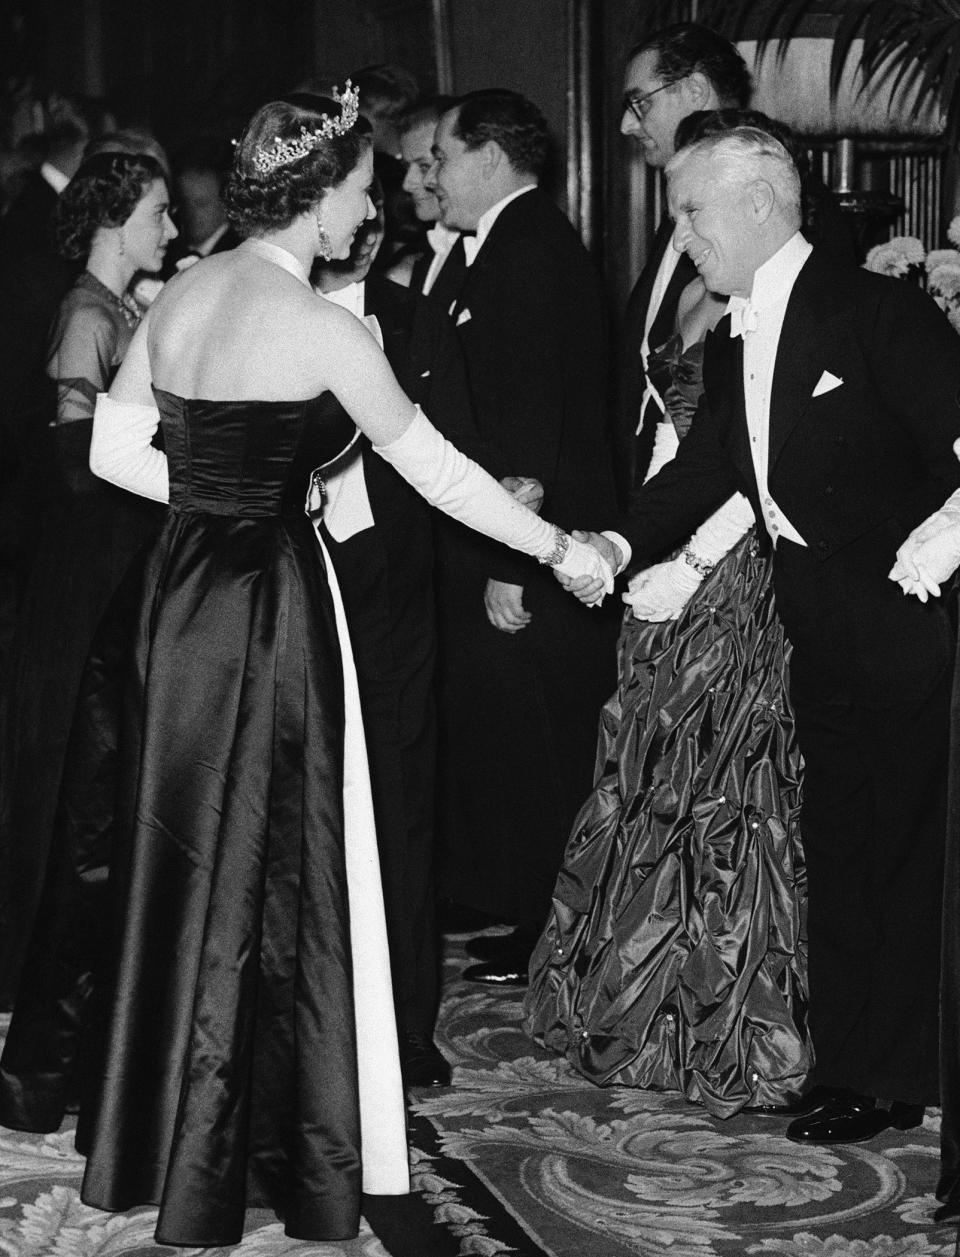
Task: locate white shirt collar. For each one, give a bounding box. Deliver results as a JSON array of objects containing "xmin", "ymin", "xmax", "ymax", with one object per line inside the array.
[
  {"xmin": 318, "ymin": 279, "xmax": 365, "ymax": 318},
  {"xmin": 465, "ymin": 184, "xmax": 537, "ymax": 266},
  {"xmin": 426, "ymin": 222, "xmax": 459, "ymax": 258},
  {"xmin": 727, "ymin": 231, "xmax": 812, "ymax": 320},
  {"xmin": 40, "ymin": 161, "xmax": 70, "ymax": 195}
]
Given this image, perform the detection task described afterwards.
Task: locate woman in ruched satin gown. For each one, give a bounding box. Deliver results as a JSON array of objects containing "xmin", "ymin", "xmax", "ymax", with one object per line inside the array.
[
  {"xmin": 0, "ymin": 92, "xmax": 610, "ymax": 1248},
  {"xmin": 0, "ymin": 153, "xmax": 174, "ymax": 1006},
  {"xmin": 525, "ymin": 275, "xmax": 812, "ymax": 1118}
]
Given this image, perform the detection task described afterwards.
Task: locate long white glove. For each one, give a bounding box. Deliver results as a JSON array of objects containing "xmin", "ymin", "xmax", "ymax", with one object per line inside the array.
[
  {"xmin": 888, "ymin": 486, "xmax": 960, "ymax": 601},
  {"xmin": 374, "ymin": 405, "xmax": 613, "ymax": 593},
  {"xmin": 625, "ymin": 491, "xmax": 754, "ymax": 621},
  {"xmin": 90, "ymin": 394, "xmax": 169, "ymax": 503}
]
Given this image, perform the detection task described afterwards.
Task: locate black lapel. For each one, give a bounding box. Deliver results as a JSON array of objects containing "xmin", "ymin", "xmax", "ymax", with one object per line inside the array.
[{"xmin": 768, "ymin": 252, "xmax": 848, "ymax": 471}]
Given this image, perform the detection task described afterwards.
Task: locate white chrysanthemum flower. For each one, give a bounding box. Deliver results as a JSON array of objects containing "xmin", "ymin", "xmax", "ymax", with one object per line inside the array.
[
  {"xmin": 864, "ymin": 236, "xmax": 925, "ymax": 276},
  {"xmin": 927, "ymin": 260, "xmax": 960, "ymax": 300},
  {"xmin": 925, "ymin": 248, "xmax": 960, "ymax": 271},
  {"xmin": 947, "ymin": 215, "xmax": 960, "ymax": 248}
]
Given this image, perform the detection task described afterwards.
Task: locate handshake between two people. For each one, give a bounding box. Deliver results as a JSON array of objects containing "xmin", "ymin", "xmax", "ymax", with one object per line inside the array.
[{"xmin": 500, "ymin": 477, "xmax": 622, "ymax": 610}]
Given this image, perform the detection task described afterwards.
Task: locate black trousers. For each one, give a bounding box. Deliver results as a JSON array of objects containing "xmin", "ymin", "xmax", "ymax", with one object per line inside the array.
[
  {"xmin": 323, "ymin": 522, "xmax": 439, "ymax": 1039},
  {"xmin": 774, "ymin": 538, "xmax": 953, "ymax": 1104}
]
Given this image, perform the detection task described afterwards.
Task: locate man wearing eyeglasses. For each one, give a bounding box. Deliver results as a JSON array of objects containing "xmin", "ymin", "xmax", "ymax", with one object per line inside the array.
[{"xmin": 616, "ymin": 23, "xmax": 751, "ymax": 499}]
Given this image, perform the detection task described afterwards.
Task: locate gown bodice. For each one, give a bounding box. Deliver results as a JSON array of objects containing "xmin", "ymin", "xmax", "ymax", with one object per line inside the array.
[
  {"xmin": 154, "ymin": 387, "xmax": 358, "ymax": 517},
  {"xmin": 646, "ymin": 332, "xmax": 706, "ymax": 441}
]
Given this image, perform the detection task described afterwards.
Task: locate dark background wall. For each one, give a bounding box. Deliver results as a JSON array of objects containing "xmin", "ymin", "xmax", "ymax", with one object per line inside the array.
[{"xmin": 0, "ymin": 0, "xmax": 697, "ymax": 303}]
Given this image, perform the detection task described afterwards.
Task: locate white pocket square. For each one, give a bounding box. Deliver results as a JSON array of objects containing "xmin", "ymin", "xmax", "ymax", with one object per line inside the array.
[
  {"xmin": 455, "ymin": 307, "xmax": 472, "ymax": 326},
  {"xmin": 812, "ymin": 370, "xmax": 843, "ymax": 397}
]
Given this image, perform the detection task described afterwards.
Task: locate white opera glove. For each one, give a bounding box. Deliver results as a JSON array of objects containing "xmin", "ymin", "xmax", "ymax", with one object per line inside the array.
[
  {"xmin": 643, "ymin": 418, "xmax": 680, "ymax": 483},
  {"xmin": 90, "ymin": 393, "xmax": 169, "ymax": 503},
  {"xmin": 625, "ymin": 553, "xmax": 701, "ymax": 621},
  {"xmin": 888, "ymin": 487, "xmax": 960, "ymax": 601},
  {"xmin": 374, "ymin": 406, "xmax": 614, "ymax": 594},
  {"xmin": 624, "ymin": 491, "xmax": 754, "ymax": 621}
]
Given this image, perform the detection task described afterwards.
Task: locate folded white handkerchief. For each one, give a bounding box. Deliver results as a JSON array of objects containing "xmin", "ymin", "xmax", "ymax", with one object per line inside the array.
[
  {"xmin": 812, "ymin": 370, "xmax": 843, "ymax": 397},
  {"xmin": 455, "ymin": 307, "xmax": 472, "ymax": 327}
]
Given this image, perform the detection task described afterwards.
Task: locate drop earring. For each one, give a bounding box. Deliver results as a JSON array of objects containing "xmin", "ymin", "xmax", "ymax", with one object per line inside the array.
[
  {"xmin": 118, "ymin": 228, "xmax": 126, "ymax": 257},
  {"xmin": 316, "ymin": 211, "xmax": 333, "ymax": 262}
]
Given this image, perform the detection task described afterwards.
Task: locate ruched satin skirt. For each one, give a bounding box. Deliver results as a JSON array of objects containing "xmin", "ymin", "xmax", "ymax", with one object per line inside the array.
[
  {"xmin": 0, "ymin": 508, "xmax": 407, "ymax": 1246},
  {"xmin": 525, "ymin": 533, "xmax": 812, "ymax": 1116}
]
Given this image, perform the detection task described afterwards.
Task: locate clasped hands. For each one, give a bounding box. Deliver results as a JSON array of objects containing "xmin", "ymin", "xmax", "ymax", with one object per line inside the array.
[{"xmin": 552, "ymin": 531, "xmax": 622, "ymax": 605}]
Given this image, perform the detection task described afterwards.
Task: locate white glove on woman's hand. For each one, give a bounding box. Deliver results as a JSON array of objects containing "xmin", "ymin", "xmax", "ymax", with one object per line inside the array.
[
  {"xmin": 90, "ymin": 393, "xmax": 169, "ymax": 503},
  {"xmin": 553, "ymin": 536, "xmax": 614, "ymax": 605},
  {"xmin": 624, "ymin": 554, "xmax": 702, "ymax": 620},
  {"xmin": 888, "ymin": 488, "xmax": 960, "ymax": 601}
]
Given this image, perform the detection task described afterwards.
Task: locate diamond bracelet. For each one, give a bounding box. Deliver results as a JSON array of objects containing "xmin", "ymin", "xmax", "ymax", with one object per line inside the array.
[{"xmin": 538, "ymin": 525, "xmax": 571, "ymax": 567}]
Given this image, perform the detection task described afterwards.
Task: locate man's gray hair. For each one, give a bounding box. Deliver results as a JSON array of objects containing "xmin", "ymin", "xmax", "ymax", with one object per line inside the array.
[{"xmin": 667, "ymin": 127, "xmax": 802, "ymax": 222}]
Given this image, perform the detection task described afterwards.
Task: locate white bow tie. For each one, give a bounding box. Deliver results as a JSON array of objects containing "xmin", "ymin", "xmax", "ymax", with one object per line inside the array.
[{"xmin": 728, "ymin": 296, "xmax": 760, "ymax": 339}]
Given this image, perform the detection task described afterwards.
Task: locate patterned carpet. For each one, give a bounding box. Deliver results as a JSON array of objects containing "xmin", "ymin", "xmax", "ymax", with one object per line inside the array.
[{"xmin": 0, "ymin": 932, "xmax": 958, "ymax": 1255}]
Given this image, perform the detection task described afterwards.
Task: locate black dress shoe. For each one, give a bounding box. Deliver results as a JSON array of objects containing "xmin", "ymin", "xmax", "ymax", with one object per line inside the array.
[
  {"xmin": 888, "ymin": 1101, "xmax": 925, "ymax": 1130},
  {"xmin": 400, "ymin": 1032, "xmax": 452, "ymax": 1087},
  {"xmin": 786, "ymin": 1094, "xmax": 892, "ymax": 1145},
  {"xmin": 463, "ymin": 959, "xmax": 528, "ymax": 987},
  {"xmin": 745, "ymin": 1085, "xmax": 842, "ymax": 1117}
]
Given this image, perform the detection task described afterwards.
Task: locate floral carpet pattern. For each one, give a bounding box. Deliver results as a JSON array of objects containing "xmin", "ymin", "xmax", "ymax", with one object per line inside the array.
[{"xmin": 0, "ymin": 933, "xmax": 958, "ymax": 1256}]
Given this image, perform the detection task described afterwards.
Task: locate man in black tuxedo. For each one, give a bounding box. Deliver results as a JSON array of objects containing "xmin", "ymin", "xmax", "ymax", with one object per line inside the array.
[
  {"xmin": 569, "ymin": 127, "xmax": 960, "ymax": 1144},
  {"xmin": 616, "ymin": 23, "xmax": 751, "ymax": 499},
  {"xmin": 424, "ymin": 89, "xmax": 618, "ymax": 984}
]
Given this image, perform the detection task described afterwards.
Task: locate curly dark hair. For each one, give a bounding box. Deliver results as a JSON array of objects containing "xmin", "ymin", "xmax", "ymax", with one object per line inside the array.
[
  {"xmin": 450, "ymin": 89, "xmax": 549, "ymax": 179},
  {"xmin": 54, "ymin": 151, "xmax": 166, "ymax": 261},
  {"xmin": 224, "ymin": 94, "xmax": 372, "ymax": 236},
  {"xmin": 629, "ymin": 23, "xmax": 752, "ymax": 110}
]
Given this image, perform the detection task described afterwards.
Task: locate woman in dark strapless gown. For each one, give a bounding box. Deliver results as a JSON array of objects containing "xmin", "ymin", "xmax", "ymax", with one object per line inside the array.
[
  {"xmin": 525, "ymin": 289, "xmax": 812, "ymax": 1117},
  {"xmin": 0, "ymin": 93, "xmax": 610, "ymax": 1248},
  {"xmin": 0, "ymin": 153, "xmax": 174, "ymax": 1004}
]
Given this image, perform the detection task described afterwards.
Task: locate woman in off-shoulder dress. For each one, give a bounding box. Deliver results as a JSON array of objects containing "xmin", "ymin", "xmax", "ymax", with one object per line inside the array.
[
  {"xmin": 525, "ymin": 274, "xmax": 812, "ymax": 1117},
  {"xmin": 0, "ymin": 91, "xmax": 611, "ymax": 1248}
]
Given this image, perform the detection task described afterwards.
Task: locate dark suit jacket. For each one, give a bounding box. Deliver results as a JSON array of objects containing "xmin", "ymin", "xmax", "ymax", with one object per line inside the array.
[
  {"xmin": 615, "ymin": 217, "xmax": 697, "ymax": 501},
  {"xmin": 0, "ymin": 172, "xmax": 57, "ymax": 265},
  {"xmin": 619, "ymin": 248, "xmax": 960, "ymax": 701},
  {"xmin": 446, "ymin": 188, "xmax": 616, "ymax": 584}
]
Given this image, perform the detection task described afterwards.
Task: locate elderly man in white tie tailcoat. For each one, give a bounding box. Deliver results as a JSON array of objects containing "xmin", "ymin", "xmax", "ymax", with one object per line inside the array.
[{"xmin": 569, "ymin": 126, "xmax": 960, "ymax": 1149}]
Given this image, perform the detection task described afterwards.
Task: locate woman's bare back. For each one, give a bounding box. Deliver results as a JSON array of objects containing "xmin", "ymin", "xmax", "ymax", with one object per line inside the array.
[{"xmin": 146, "ymin": 249, "xmax": 345, "ymax": 402}]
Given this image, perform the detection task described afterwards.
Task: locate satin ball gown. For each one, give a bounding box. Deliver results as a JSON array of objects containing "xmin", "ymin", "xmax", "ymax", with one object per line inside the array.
[
  {"xmin": 525, "ymin": 333, "xmax": 812, "ymax": 1116},
  {"xmin": 0, "ymin": 387, "xmax": 408, "ymax": 1246}
]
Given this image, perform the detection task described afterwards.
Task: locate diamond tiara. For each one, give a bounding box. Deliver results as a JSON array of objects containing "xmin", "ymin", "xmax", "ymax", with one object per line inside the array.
[{"xmin": 250, "ymin": 82, "xmax": 361, "ymax": 176}]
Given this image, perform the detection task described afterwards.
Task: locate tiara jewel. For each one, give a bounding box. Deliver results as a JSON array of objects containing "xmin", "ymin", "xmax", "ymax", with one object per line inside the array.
[{"xmin": 251, "ymin": 81, "xmax": 360, "ymax": 176}]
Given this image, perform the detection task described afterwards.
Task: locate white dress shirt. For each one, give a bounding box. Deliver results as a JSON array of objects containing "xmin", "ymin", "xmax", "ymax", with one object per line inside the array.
[
  {"xmin": 464, "ymin": 184, "xmax": 537, "ymax": 267},
  {"xmin": 730, "ymin": 231, "xmax": 812, "ymax": 548},
  {"xmin": 421, "ymin": 222, "xmax": 460, "ymax": 295}
]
